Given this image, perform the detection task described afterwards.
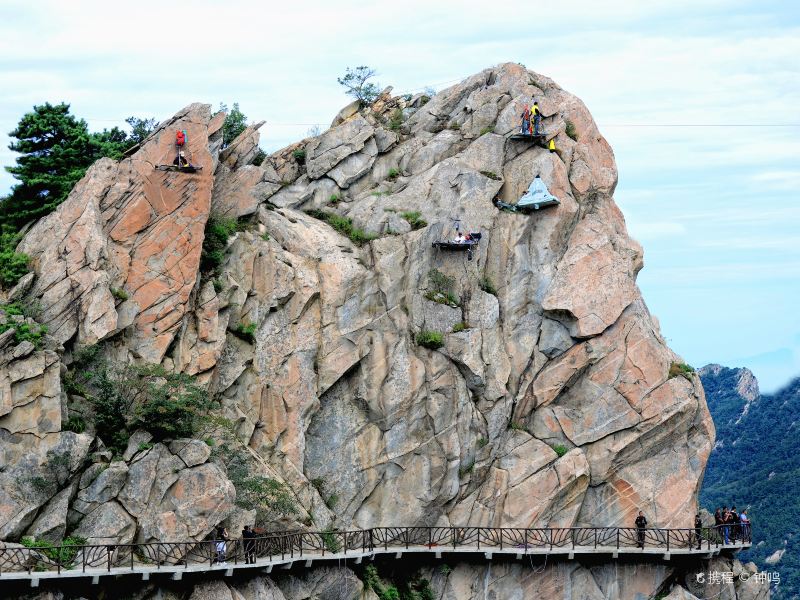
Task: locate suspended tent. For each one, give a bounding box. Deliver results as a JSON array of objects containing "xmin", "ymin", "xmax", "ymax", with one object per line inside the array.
[
  {"xmin": 493, "ymin": 175, "xmax": 560, "ymax": 213},
  {"xmin": 155, "ymin": 129, "xmax": 203, "ymax": 173},
  {"xmin": 432, "ymin": 219, "xmax": 482, "ymax": 261}
]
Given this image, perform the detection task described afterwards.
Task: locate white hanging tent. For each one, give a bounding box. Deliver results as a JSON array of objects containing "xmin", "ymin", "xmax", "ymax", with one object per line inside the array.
[{"xmin": 494, "ymin": 175, "xmax": 560, "ymax": 212}]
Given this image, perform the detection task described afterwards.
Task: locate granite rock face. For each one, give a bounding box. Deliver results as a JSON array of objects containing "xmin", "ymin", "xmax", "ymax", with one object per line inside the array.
[{"xmin": 2, "ymin": 64, "xmax": 733, "ymax": 599}]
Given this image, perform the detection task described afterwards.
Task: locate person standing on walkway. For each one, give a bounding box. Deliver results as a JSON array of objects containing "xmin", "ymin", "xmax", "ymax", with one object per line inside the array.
[
  {"xmin": 739, "ymin": 511, "xmax": 751, "ymax": 542},
  {"xmin": 242, "ymin": 525, "xmax": 256, "ymax": 564},
  {"xmin": 721, "ymin": 507, "xmax": 731, "ymax": 545},
  {"xmin": 215, "ymin": 526, "xmax": 229, "ymax": 565},
  {"xmin": 694, "ymin": 514, "xmax": 703, "ymax": 550},
  {"xmin": 635, "ymin": 511, "xmax": 648, "ymax": 548},
  {"xmin": 731, "ymin": 506, "xmax": 740, "ymax": 542},
  {"xmin": 531, "ymin": 100, "xmax": 542, "ymax": 135},
  {"xmin": 520, "ymin": 104, "xmax": 531, "ymax": 134}
]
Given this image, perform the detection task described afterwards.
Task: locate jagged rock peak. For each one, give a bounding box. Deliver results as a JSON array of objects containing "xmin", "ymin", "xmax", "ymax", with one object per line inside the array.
[{"xmin": 1, "ymin": 64, "xmax": 727, "ymax": 599}]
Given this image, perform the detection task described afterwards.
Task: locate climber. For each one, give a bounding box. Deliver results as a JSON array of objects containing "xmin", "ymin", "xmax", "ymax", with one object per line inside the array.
[
  {"xmin": 635, "ymin": 511, "xmax": 647, "ymax": 548},
  {"xmin": 694, "ymin": 514, "xmax": 703, "ymax": 550},
  {"xmin": 531, "ymin": 100, "xmax": 542, "ymax": 135},
  {"xmin": 520, "ymin": 104, "xmax": 531, "ymax": 135},
  {"xmin": 548, "ymin": 138, "xmax": 557, "ymax": 153}
]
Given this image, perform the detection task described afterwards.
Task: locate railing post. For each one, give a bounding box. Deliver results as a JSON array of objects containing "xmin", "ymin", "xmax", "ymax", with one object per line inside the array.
[
  {"xmin": 524, "ymin": 528, "xmax": 528, "ymax": 551},
  {"xmin": 131, "ymin": 545, "xmax": 135, "ymax": 570},
  {"xmin": 452, "ymin": 527, "xmax": 456, "ymax": 550},
  {"xmin": 477, "ymin": 528, "xmax": 481, "ymax": 550},
  {"xmin": 571, "ymin": 529, "xmax": 575, "ymax": 550},
  {"xmin": 428, "ymin": 528, "xmax": 432, "ymax": 548},
  {"xmin": 666, "ymin": 530, "xmax": 670, "ymax": 553},
  {"xmin": 107, "ymin": 546, "xmax": 112, "ymax": 572},
  {"xmin": 57, "ymin": 543, "xmax": 62, "ymax": 574},
  {"xmin": 616, "ymin": 529, "xmax": 620, "ymax": 550},
  {"xmin": 83, "ymin": 546, "xmax": 87, "ymax": 573},
  {"xmin": 594, "ymin": 529, "xmax": 597, "ymax": 549}
]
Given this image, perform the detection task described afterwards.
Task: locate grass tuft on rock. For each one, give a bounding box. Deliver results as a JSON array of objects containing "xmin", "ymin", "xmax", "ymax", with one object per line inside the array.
[
  {"xmin": 401, "ymin": 211, "xmax": 427, "ymax": 230},
  {"xmin": 669, "ymin": 362, "xmax": 695, "ymax": 381},
  {"xmin": 416, "ymin": 330, "xmax": 444, "ymax": 350},
  {"xmin": 565, "ymin": 119, "xmax": 579, "ymax": 141},
  {"xmin": 305, "ymin": 209, "xmax": 377, "ymax": 246}
]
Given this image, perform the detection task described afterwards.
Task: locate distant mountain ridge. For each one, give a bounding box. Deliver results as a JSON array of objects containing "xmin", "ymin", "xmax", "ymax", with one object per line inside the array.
[{"xmin": 700, "ymin": 363, "xmax": 800, "ymax": 599}]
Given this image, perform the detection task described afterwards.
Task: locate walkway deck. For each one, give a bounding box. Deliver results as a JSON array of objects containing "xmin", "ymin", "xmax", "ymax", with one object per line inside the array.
[{"xmin": 0, "ymin": 526, "xmax": 751, "ymax": 588}]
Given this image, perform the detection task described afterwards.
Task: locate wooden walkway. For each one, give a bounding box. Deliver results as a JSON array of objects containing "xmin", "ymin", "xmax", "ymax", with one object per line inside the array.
[{"xmin": 0, "ymin": 526, "xmax": 751, "ymax": 588}]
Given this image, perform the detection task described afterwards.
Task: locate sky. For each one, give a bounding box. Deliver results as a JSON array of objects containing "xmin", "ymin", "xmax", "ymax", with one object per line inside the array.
[{"xmin": 0, "ymin": 0, "xmax": 798, "ymax": 391}]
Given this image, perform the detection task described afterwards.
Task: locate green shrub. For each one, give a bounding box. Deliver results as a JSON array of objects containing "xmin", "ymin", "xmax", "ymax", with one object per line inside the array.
[
  {"xmin": 439, "ymin": 564, "xmax": 452, "ymax": 575},
  {"xmin": 401, "ymin": 211, "xmax": 427, "ymax": 230},
  {"xmin": 480, "ymin": 170, "xmax": 501, "ymax": 181},
  {"xmin": 477, "ymin": 437, "xmax": 488, "ymax": 448},
  {"xmin": 328, "ymin": 194, "xmax": 341, "ymax": 205},
  {"xmin": 479, "ymin": 125, "xmax": 494, "ymax": 136},
  {"xmin": 233, "ymin": 322, "xmax": 257, "ymax": 344},
  {"xmin": 509, "ymin": 421, "xmax": 526, "ymax": 431},
  {"xmin": 212, "ymin": 278, "xmax": 223, "ymax": 293},
  {"xmin": 200, "ymin": 215, "xmax": 239, "ymax": 276},
  {"xmin": 0, "ymin": 321, "xmax": 48, "ymax": 348},
  {"xmin": 251, "ymin": 148, "xmax": 266, "ymax": 166},
  {"xmin": 0, "ymin": 248, "xmax": 30, "ymax": 288},
  {"xmin": 1, "ymin": 302, "xmax": 24, "ymax": 316},
  {"xmin": 387, "ymin": 167, "xmax": 400, "ymax": 180},
  {"xmin": 448, "ymin": 122, "xmax": 461, "ymax": 130},
  {"xmin": 321, "ymin": 528, "xmax": 342, "ymax": 553},
  {"xmin": 452, "ymin": 322, "xmax": 468, "ymax": 333},
  {"xmin": 479, "ymin": 277, "xmax": 497, "ymax": 296},
  {"xmin": 424, "ymin": 268, "xmax": 459, "ymax": 306},
  {"xmin": 553, "ymin": 444, "xmax": 568, "ymax": 457},
  {"xmin": 420, "ymin": 95, "xmax": 431, "ymax": 106},
  {"xmin": 428, "ymin": 268, "xmax": 455, "ymax": 295},
  {"xmin": 459, "ymin": 461, "xmax": 474, "ymax": 477},
  {"xmin": 110, "ymin": 287, "xmax": 128, "ymax": 302},
  {"xmin": 388, "ymin": 109, "xmax": 404, "ymax": 131},
  {"xmin": 21, "ymin": 536, "xmax": 87, "ymax": 568},
  {"xmin": 292, "ymin": 148, "xmax": 306, "ymax": 162},
  {"xmin": 220, "ymin": 444, "xmax": 298, "ymax": 521},
  {"xmin": 565, "ymin": 119, "xmax": 578, "ymax": 141},
  {"xmin": 381, "ymin": 587, "xmax": 400, "ymax": 600},
  {"xmin": 63, "ymin": 415, "xmax": 86, "ymax": 433},
  {"xmin": 261, "ymin": 232, "xmax": 270, "ymax": 242},
  {"xmin": 669, "ymin": 362, "xmax": 695, "ymax": 381},
  {"xmin": 416, "ymin": 330, "xmax": 444, "ymax": 350},
  {"xmin": 75, "ymin": 362, "xmax": 213, "ymax": 455},
  {"xmin": 325, "ymin": 494, "xmax": 339, "ymax": 509}
]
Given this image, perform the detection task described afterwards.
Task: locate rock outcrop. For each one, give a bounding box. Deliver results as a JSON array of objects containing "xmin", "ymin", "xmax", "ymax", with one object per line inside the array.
[{"xmin": 1, "ymin": 63, "xmax": 738, "ymax": 598}]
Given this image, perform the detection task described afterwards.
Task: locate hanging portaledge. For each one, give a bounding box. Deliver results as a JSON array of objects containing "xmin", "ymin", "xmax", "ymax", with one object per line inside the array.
[
  {"xmin": 432, "ymin": 218, "xmax": 483, "ymax": 261},
  {"xmin": 155, "ymin": 129, "xmax": 203, "ymax": 173},
  {"xmin": 493, "ymin": 175, "xmax": 560, "ymax": 213}
]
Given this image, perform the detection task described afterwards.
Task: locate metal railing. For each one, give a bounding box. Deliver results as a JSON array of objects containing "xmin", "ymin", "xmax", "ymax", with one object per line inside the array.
[{"xmin": 0, "ymin": 525, "xmax": 751, "ymax": 577}]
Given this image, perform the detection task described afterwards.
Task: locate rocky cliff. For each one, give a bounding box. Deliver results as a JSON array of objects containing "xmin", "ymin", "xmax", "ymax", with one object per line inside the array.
[{"xmin": 1, "ymin": 63, "xmax": 763, "ymax": 598}]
